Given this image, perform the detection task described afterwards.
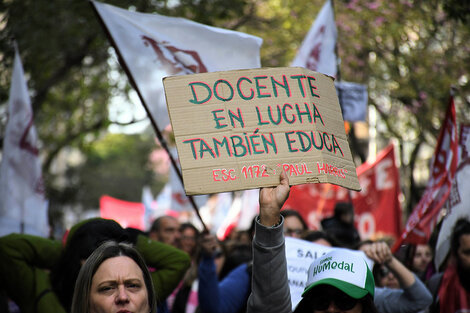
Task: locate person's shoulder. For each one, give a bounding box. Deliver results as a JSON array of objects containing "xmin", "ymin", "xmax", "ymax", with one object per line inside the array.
[
  {"xmin": 320, "ymin": 217, "xmax": 336, "ymax": 228},
  {"xmin": 427, "ymin": 272, "xmax": 444, "ymax": 295}
]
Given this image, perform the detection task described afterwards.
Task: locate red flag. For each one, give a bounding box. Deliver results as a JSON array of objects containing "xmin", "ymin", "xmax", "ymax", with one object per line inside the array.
[
  {"xmin": 284, "ymin": 143, "xmax": 402, "ymax": 241},
  {"xmin": 100, "ymin": 195, "xmax": 145, "ymax": 230},
  {"xmin": 392, "ymin": 96, "xmax": 458, "ymax": 251}
]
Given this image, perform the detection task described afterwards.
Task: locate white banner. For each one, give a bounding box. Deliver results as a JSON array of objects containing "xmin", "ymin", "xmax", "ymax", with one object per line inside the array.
[
  {"xmin": 0, "ymin": 47, "xmax": 49, "ymax": 237},
  {"xmin": 168, "ymin": 148, "xmax": 208, "ymax": 212},
  {"xmin": 291, "ymin": 0, "xmax": 337, "ymax": 77},
  {"xmin": 92, "ymin": 1, "xmax": 263, "ymax": 130}
]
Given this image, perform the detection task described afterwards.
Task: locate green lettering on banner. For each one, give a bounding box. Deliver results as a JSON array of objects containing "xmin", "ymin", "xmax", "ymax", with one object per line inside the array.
[
  {"xmin": 189, "ymin": 82, "xmax": 211, "ymax": 104},
  {"xmin": 236, "ymin": 77, "xmax": 254, "ymax": 100},
  {"xmin": 254, "ymin": 75, "xmax": 271, "ymax": 98},
  {"xmin": 211, "ymin": 109, "xmax": 227, "ymax": 129},
  {"xmin": 307, "ymin": 76, "xmax": 320, "ymax": 98},
  {"xmin": 214, "ymin": 79, "xmax": 234, "ymax": 102},
  {"xmin": 163, "ymin": 67, "xmax": 361, "ymax": 195},
  {"xmin": 271, "ymin": 75, "xmax": 290, "ymax": 98}
]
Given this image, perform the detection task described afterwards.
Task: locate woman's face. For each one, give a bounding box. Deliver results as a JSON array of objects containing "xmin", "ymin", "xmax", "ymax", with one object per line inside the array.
[
  {"xmin": 377, "ymin": 266, "xmax": 400, "ymax": 289},
  {"xmin": 178, "ymin": 228, "xmax": 198, "ymax": 256},
  {"xmin": 412, "ymin": 244, "xmax": 432, "ymax": 273},
  {"xmin": 90, "ymin": 256, "xmax": 149, "ymax": 313}
]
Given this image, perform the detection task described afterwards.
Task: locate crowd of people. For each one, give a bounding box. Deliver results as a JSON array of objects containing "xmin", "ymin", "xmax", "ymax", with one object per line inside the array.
[{"xmin": 0, "ymin": 171, "xmax": 469, "ymax": 313}]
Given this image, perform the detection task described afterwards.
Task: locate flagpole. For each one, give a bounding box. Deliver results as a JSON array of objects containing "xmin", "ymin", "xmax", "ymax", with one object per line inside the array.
[
  {"xmin": 12, "ymin": 41, "xmax": 26, "ymax": 234},
  {"xmin": 90, "ymin": 2, "xmax": 208, "ymax": 232},
  {"xmin": 330, "ymin": 0, "xmax": 355, "ymax": 205}
]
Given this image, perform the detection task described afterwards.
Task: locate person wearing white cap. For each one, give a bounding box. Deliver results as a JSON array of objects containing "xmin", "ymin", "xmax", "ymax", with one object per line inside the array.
[
  {"xmin": 294, "ymin": 249, "xmax": 377, "ymax": 313},
  {"xmin": 247, "ymin": 171, "xmax": 379, "ymax": 313}
]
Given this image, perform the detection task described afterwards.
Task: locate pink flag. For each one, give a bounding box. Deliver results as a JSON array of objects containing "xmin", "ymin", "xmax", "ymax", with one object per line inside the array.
[
  {"xmin": 291, "ymin": 0, "xmax": 337, "ymax": 77},
  {"xmin": 0, "ymin": 47, "xmax": 49, "ymax": 237},
  {"xmin": 392, "ymin": 97, "xmax": 459, "ymax": 251},
  {"xmin": 100, "ymin": 195, "xmax": 145, "ymax": 230},
  {"xmin": 91, "ymin": 1, "xmax": 263, "ymax": 130}
]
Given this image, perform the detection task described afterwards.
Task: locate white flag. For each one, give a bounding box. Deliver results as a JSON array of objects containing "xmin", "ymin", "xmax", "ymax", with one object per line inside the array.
[
  {"xmin": 291, "ymin": 0, "xmax": 337, "ymax": 77},
  {"xmin": 91, "ymin": 1, "xmax": 263, "ymax": 130},
  {"xmin": 168, "ymin": 148, "xmax": 208, "ymax": 212},
  {"xmin": 141, "ymin": 185, "xmax": 156, "ymax": 230},
  {"xmin": 0, "ymin": 48, "xmax": 49, "ymax": 237},
  {"xmin": 434, "ymin": 125, "xmax": 470, "ymax": 269}
]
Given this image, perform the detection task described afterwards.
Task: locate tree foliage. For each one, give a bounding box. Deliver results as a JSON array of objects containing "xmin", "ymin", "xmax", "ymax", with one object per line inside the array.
[
  {"xmin": 1, "ymin": 0, "xmax": 469, "ymax": 220},
  {"xmin": 242, "ymin": 0, "xmax": 470, "ymax": 211}
]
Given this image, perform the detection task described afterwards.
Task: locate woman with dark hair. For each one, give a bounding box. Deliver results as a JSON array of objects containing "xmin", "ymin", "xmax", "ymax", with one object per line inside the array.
[
  {"xmin": 401, "ymin": 243, "xmax": 433, "ymax": 282},
  {"xmin": 178, "ymin": 222, "xmax": 200, "ymax": 258},
  {"xmin": 0, "ymin": 218, "xmax": 190, "ymax": 313},
  {"xmin": 71, "ymin": 240, "xmax": 156, "ymax": 313},
  {"xmin": 50, "ymin": 218, "xmax": 130, "ymax": 311}
]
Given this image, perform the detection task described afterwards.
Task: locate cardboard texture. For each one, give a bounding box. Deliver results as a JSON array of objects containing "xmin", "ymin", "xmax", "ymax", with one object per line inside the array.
[{"xmin": 163, "ymin": 67, "xmax": 361, "ymax": 195}]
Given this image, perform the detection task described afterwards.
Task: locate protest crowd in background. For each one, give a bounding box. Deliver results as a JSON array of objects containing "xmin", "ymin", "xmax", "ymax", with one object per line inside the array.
[{"xmin": 1, "ymin": 1, "xmax": 470, "ymax": 313}]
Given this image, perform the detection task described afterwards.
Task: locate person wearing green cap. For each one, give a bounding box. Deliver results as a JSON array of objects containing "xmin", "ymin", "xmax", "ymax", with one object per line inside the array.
[
  {"xmin": 246, "ymin": 170, "xmax": 379, "ymax": 313},
  {"xmin": 294, "ymin": 248, "xmax": 377, "ymax": 313}
]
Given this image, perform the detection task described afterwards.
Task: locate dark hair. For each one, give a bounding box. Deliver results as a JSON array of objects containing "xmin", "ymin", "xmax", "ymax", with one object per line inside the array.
[
  {"xmin": 334, "ymin": 202, "xmax": 354, "ymax": 217},
  {"xmin": 372, "ymin": 263, "xmax": 390, "ymax": 287},
  {"xmin": 294, "ymin": 292, "xmax": 378, "ymax": 313},
  {"xmin": 219, "ymin": 242, "xmax": 252, "ymax": 280},
  {"xmin": 402, "ymin": 244, "xmax": 418, "ymax": 270},
  {"xmin": 71, "ymin": 241, "xmax": 156, "ymax": 313},
  {"xmin": 150, "ymin": 215, "xmax": 178, "ymax": 233},
  {"xmin": 451, "ymin": 218, "xmax": 470, "ymax": 255},
  {"xmin": 50, "ymin": 218, "xmax": 128, "ymax": 311},
  {"xmin": 302, "ymin": 230, "xmax": 336, "ymax": 246},
  {"xmin": 179, "ymin": 222, "xmax": 200, "ymax": 238},
  {"xmin": 280, "ymin": 209, "xmax": 308, "ymax": 230}
]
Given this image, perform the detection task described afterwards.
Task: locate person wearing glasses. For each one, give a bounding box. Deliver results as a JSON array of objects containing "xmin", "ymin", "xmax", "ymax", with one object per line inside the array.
[
  {"xmin": 280, "ymin": 209, "xmax": 308, "ymax": 238},
  {"xmin": 360, "ymin": 241, "xmax": 433, "ymax": 313}
]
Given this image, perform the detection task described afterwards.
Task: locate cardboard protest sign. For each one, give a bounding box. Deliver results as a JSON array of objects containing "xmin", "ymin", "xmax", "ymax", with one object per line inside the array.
[{"xmin": 163, "ymin": 67, "xmax": 360, "ymax": 195}]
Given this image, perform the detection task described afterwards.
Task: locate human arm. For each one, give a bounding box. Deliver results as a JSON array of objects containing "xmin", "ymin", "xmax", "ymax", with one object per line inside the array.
[
  {"xmin": 361, "ymin": 241, "xmax": 433, "ymax": 313},
  {"xmin": 135, "ymin": 234, "xmax": 191, "ymax": 301},
  {"xmin": 374, "ymin": 279, "xmax": 433, "ymax": 313},
  {"xmin": 361, "ymin": 241, "xmax": 414, "ymax": 288},
  {"xmin": 0, "ymin": 234, "xmax": 65, "ymax": 313},
  {"xmin": 197, "ymin": 232, "xmax": 224, "ymax": 313},
  {"xmin": 247, "ymin": 170, "xmax": 292, "ymax": 313},
  {"xmin": 198, "ymin": 255, "xmax": 251, "ymax": 313}
]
